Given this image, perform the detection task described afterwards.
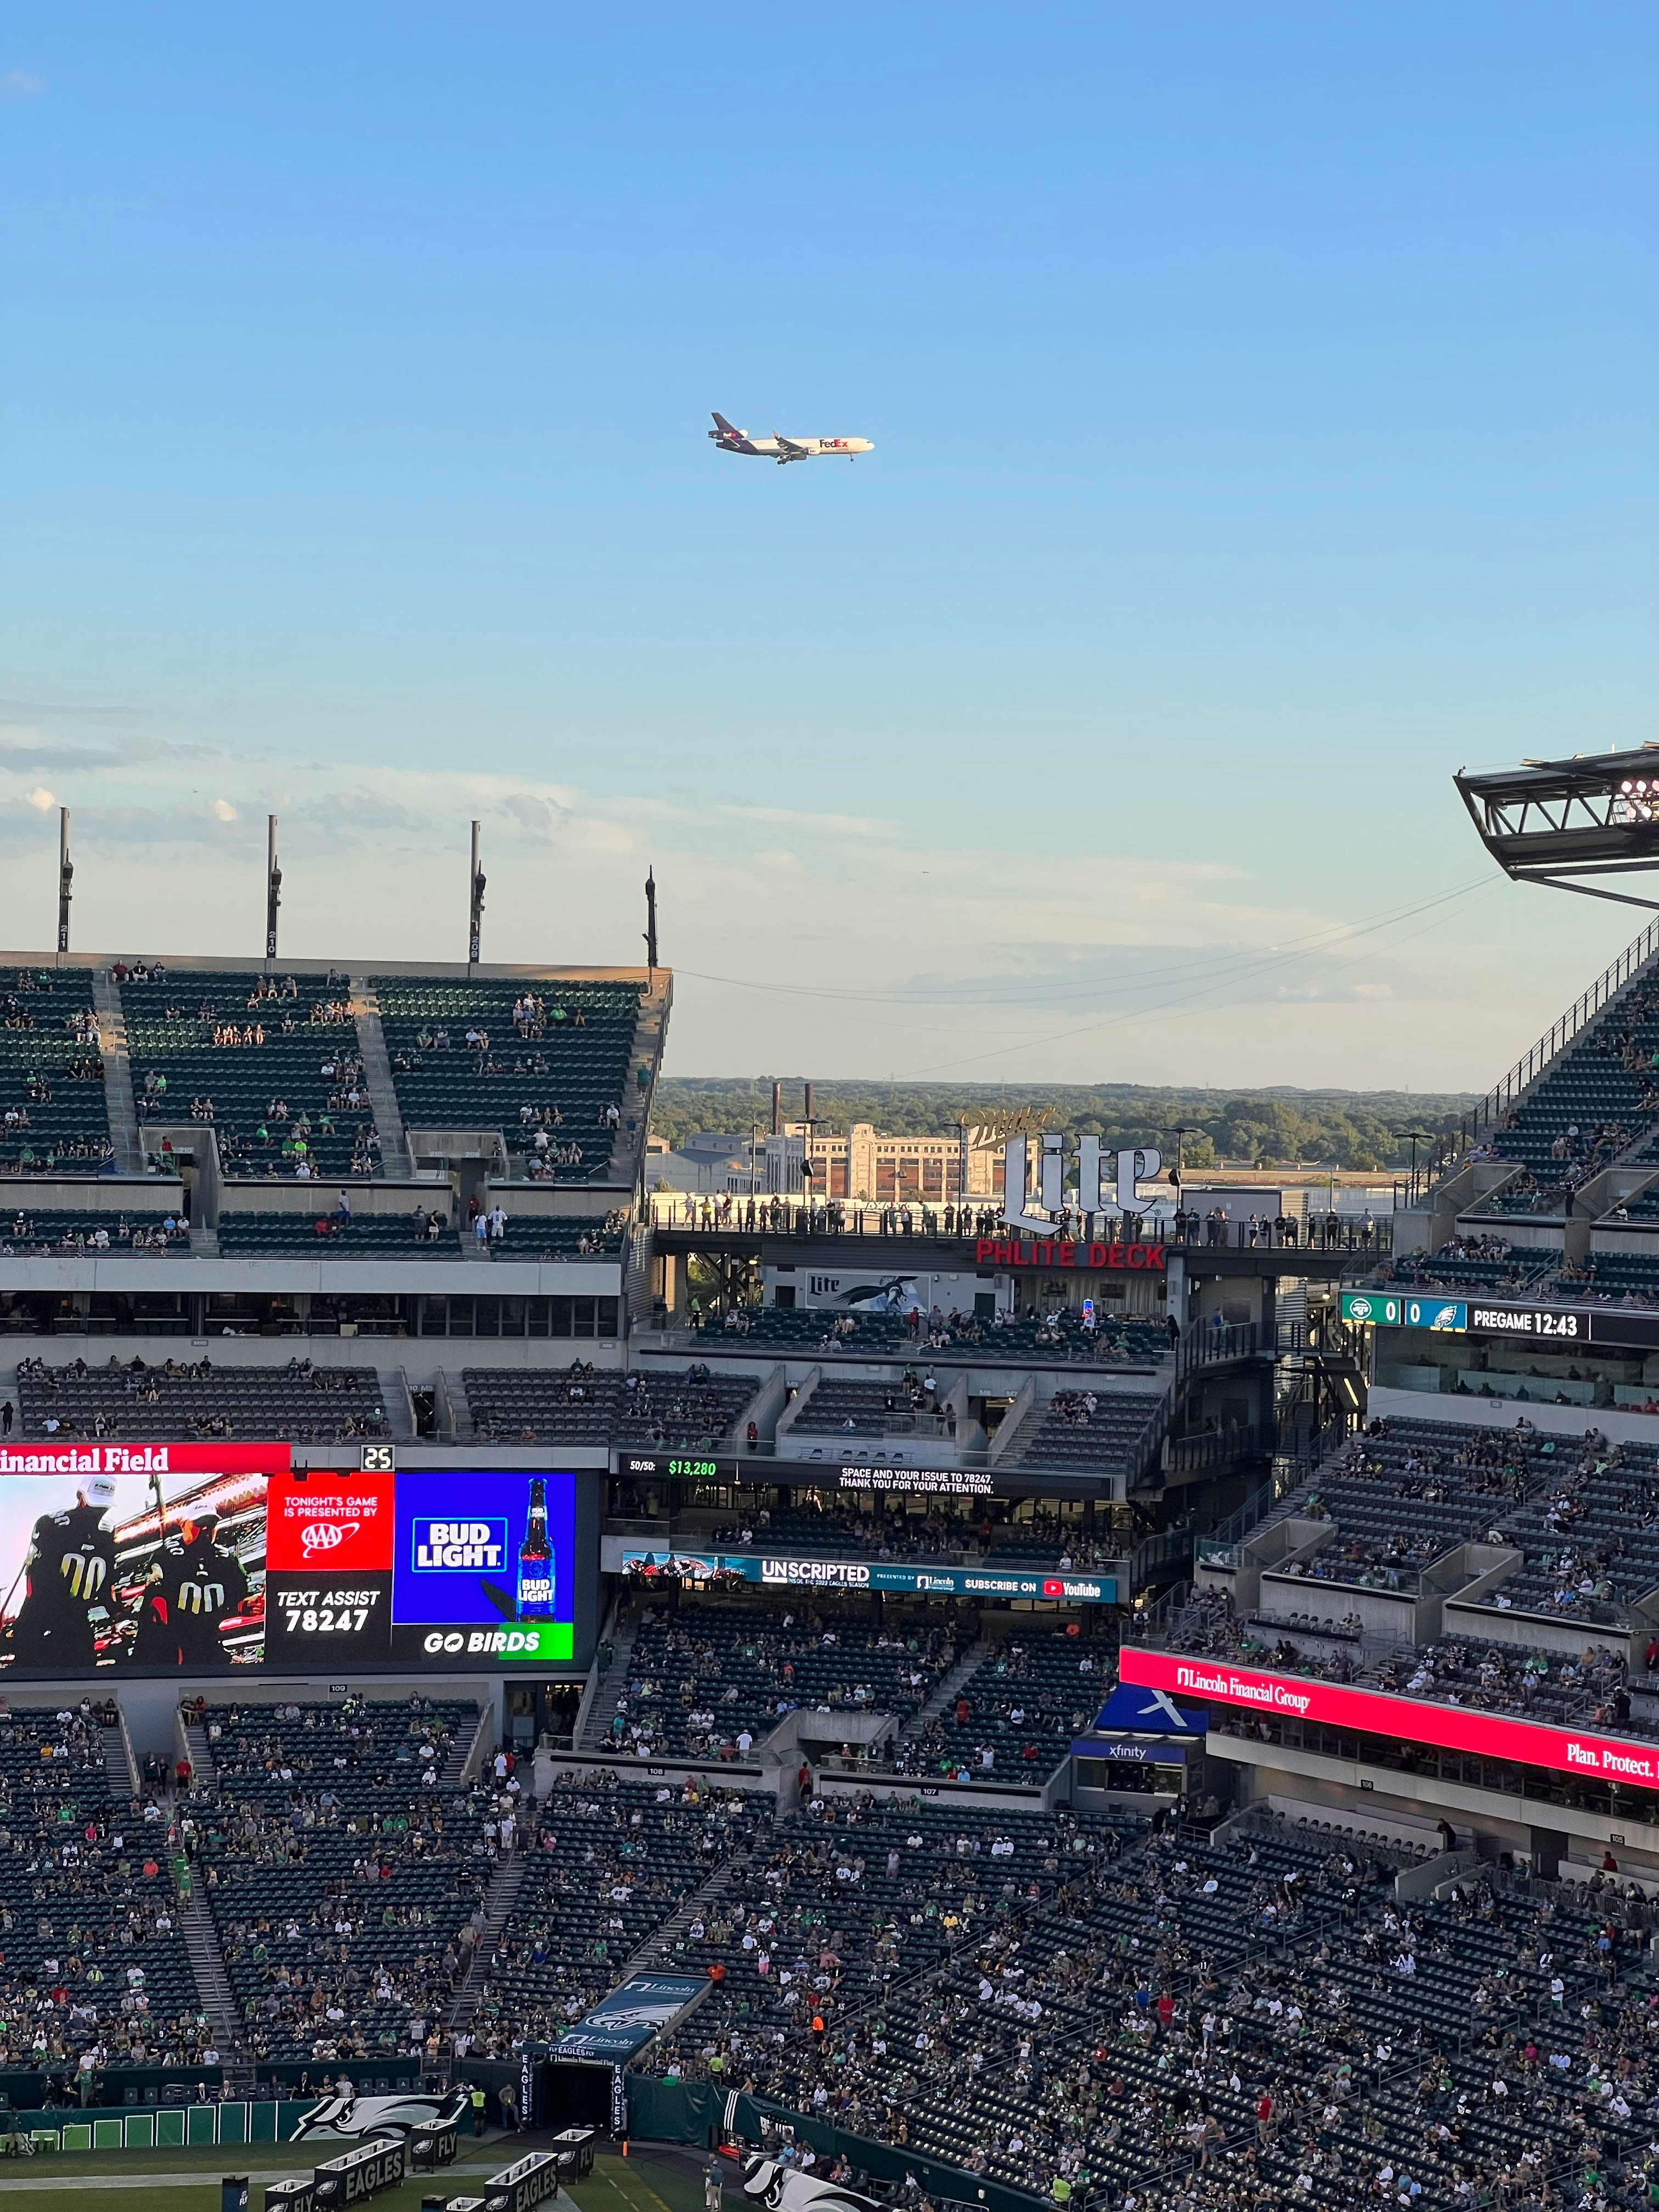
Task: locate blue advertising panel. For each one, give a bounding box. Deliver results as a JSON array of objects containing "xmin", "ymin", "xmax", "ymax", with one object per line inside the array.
[
  {"xmin": 617, "ymin": 1545, "xmax": 1115, "ymax": 1605},
  {"xmin": 551, "ymin": 1973, "xmax": 709, "ymax": 2061},
  {"xmin": 391, "ymin": 1469, "xmax": 578, "ymax": 1663}
]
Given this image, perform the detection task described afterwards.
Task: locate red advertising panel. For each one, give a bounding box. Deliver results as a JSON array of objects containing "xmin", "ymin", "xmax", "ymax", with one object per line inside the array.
[
  {"xmin": 264, "ymin": 1469, "xmax": 396, "ymax": 1662},
  {"xmin": 1119, "ymin": 1643, "xmax": 1659, "ymax": 1792},
  {"xmin": 0, "ymin": 1443, "xmax": 287, "ymax": 1479},
  {"xmin": 266, "ymin": 1469, "xmax": 394, "ymax": 1572}
]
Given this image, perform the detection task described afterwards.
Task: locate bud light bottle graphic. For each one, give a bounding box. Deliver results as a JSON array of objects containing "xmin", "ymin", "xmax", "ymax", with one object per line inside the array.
[{"xmin": 517, "ymin": 1477, "xmax": 553, "ymax": 1620}]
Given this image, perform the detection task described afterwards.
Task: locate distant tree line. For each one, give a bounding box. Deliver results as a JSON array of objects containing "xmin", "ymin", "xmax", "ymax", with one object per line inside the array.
[{"xmin": 651, "ymin": 1079, "xmax": 1476, "ymax": 1173}]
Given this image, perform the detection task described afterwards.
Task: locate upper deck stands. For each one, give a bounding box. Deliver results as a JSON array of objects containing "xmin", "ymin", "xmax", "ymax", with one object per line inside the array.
[
  {"xmin": 17, "ymin": 1356, "xmax": 391, "ymax": 1441},
  {"xmin": 0, "ymin": 968, "xmax": 112, "ymax": 1173},
  {"xmin": 122, "ymin": 968, "xmax": 377, "ymax": 1182},
  {"xmin": 376, "ymin": 977, "xmax": 644, "ymax": 1180}
]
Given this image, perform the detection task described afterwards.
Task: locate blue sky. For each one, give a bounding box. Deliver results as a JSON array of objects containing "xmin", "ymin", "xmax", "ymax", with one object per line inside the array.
[{"xmin": 2, "ymin": 4, "xmax": 1654, "ymax": 1088}]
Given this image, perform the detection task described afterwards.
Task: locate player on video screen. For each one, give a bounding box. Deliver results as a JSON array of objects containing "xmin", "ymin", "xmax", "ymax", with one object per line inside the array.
[
  {"xmin": 131, "ymin": 1506, "xmax": 252, "ymax": 1669},
  {"xmin": 8, "ymin": 1475, "xmax": 120, "ymax": 1670}
]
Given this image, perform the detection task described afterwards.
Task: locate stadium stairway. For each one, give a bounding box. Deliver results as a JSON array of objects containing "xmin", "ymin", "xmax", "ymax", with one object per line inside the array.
[
  {"xmin": 92, "ymin": 967, "xmax": 145, "ymax": 1174},
  {"xmin": 579, "ymin": 1616, "xmax": 640, "ymax": 1750},
  {"xmin": 384, "ymin": 1366, "xmax": 418, "ymax": 1441},
  {"xmin": 436, "ymin": 1369, "xmax": 477, "ymax": 1441},
  {"xmin": 180, "ymin": 1709, "xmax": 218, "ymax": 1787},
  {"xmin": 444, "ymin": 1702, "xmax": 492, "ymax": 1791},
  {"xmin": 446, "ymin": 1846, "xmax": 527, "ymax": 2045},
  {"xmin": 100, "ymin": 1711, "xmax": 138, "ymax": 1797},
  {"xmin": 178, "ymin": 1880, "xmax": 244, "ymax": 2066},
  {"xmin": 620, "ymin": 1847, "xmax": 754, "ymax": 1977},
  {"xmin": 984, "ymin": 1387, "xmax": 1045, "ymax": 1466},
  {"xmin": 349, "ymin": 981, "xmax": 413, "ymax": 1175},
  {"xmin": 893, "ymin": 1638, "xmax": 991, "ymax": 1743}
]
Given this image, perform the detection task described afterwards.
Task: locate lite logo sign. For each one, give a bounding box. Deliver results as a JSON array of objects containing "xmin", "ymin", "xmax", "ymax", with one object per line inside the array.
[{"xmin": 1003, "ymin": 1135, "xmax": 1161, "ymax": 1233}]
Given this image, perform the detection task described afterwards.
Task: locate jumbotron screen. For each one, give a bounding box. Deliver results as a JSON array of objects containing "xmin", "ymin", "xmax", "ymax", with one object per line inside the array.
[{"xmin": 0, "ymin": 1445, "xmax": 580, "ymax": 1677}]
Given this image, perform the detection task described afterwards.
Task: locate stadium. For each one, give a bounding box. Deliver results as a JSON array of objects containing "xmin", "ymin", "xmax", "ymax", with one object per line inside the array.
[{"xmin": 0, "ymin": 752, "xmax": 1657, "ymax": 2212}]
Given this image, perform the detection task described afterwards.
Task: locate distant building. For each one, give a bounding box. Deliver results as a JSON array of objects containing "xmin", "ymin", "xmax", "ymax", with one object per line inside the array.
[
  {"xmin": 794, "ymin": 1122, "xmax": 1003, "ymax": 1204},
  {"xmin": 647, "ymin": 1120, "xmax": 1007, "ymax": 1203}
]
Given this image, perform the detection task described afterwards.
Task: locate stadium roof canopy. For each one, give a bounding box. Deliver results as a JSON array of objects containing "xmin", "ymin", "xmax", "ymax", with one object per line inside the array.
[{"xmin": 1457, "ymin": 743, "xmax": 1659, "ymax": 909}]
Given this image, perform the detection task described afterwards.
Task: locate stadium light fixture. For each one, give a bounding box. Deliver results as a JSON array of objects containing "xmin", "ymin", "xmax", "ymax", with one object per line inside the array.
[
  {"xmin": 265, "ymin": 814, "xmax": 283, "ymax": 968},
  {"xmin": 1161, "ymin": 1123, "xmax": 1199, "ymax": 1193},
  {"xmin": 1456, "ymin": 743, "xmax": 1659, "ymax": 910},
  {"xmin": 56, "ymin": 807, "xmax": 72, "ymax": 966},
  {"xmin": 468, "ymin": 820, "xmax": 486, "ymax": 972}
]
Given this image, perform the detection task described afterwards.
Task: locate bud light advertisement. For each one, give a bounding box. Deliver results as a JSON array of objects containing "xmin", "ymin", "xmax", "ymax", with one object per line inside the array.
[{"xmin": 391, "ymin": 1469, "xmax": 577, "ymax": 1664}]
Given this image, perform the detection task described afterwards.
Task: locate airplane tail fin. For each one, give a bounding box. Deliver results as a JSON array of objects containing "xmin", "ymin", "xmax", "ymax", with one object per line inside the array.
[{"xmin": 712, "ymin": 411, "xmax": 740, "ymax": 437}]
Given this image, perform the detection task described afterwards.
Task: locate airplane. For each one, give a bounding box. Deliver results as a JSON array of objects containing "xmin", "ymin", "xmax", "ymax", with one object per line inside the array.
[{"xmin": 709, "ymin": 412, "xmax": 874, "ymax": 465}]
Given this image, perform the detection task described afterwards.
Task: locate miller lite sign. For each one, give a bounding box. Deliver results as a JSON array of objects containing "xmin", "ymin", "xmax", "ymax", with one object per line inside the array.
[{"xmin": 1002, "ymin": 1133, "xmax": 1161, "ymax": 1233}]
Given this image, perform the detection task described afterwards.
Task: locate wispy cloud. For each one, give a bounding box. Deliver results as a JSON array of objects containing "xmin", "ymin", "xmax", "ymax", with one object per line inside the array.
[
  {"xmin": 0, "ymin": 718, "xmax": 1520, "ymax": 1085},
  {"xmin": 0, "ymin": 70, "xmax": 43, "ymax": 100},
  {"xmin": 0, "ymin": 739, "xmax": 122, "ymax": 774},
  {"xmin": 716, "ymin": 803, "xmax": 896, "ymax": 840}
]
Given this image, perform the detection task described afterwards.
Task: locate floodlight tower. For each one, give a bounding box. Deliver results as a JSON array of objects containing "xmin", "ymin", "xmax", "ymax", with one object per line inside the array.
[{"xmin": 1456, "ymin": 745, "xmax": 1659, "ymax": 910}]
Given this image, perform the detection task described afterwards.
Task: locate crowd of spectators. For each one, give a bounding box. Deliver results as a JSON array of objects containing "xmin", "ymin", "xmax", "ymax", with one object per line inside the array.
[
  {"xmin": 596, "ymin": 1608, "xmax": 961, "ymax": 1764},
  {"xmin": 184, "ymin": 1694, "xmax": 514, "ymax": 2068},
  {"xmin": 641, "ymin": 1796, "xmax": 1659, "ymax": 2211},
  {"xmin": 1383, "ymin": 1235, "xmax": 1546, "ymax": 1294},
  {"xmin": 704, "ymin": 1300, "xmax": 1169, "ymax": 1369},
  {"xmin": 0, "ymin": 1211, "xmax": 189, "ymax": 1256},
  {"xmin": 684, "ymin": 1497, "xmax": 1125, "ymax": 1570},
  {"xmin": 1155, "ymin": 1586, "xmax": 1647, "ymax": 1739},
  {"xmin": 0, "ymin": 1700, "xmax": 214, "ymax": 2081},
  {"xmin": 13, "ymin": 1670, "xmax": 1659, "ymax": 2212},
  {"xmin": 15, "ymin": 1353, "xmax": 391, "ymax": 1444},
  {"xmin": 1248, "ymin": 1415, "xmax": 1544, "ymax": 1593},
  {"xmin": 464, "ymin": 1775, "xmax": 770, "ymax": 2053}
]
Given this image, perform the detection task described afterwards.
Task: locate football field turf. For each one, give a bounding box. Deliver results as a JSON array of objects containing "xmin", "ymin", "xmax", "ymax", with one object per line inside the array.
[{"xmin": 0, "ymin": 2146, "xmax": 704, "ymax": 2212}]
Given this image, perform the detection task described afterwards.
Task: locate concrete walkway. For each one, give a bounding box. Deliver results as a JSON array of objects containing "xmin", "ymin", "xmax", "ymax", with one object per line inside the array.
[{"xmin": 0, "ymin": 2162, "xmax": 510, "ymax": 2190}]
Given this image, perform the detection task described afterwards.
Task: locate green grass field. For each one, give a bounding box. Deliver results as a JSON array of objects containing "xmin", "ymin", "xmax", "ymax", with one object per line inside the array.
[{"xmin": 0, "ymin": 2146, "xmax": 704, "ymax": 2212}]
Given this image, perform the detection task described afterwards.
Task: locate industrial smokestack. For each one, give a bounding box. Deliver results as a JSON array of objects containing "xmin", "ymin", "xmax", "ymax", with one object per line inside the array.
[
  {"xmin": 803, "ymin": 1081, "xmax": 814, "ymax": 1125},
  {"xmin": 771, "ymin": 1081, "xmax": 782, "ymax": 1136}
]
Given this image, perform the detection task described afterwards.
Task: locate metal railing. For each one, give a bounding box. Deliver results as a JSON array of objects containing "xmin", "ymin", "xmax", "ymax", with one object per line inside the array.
[
  {"xmin": 1427, "ymin": 913, "xmax": 1659, "ymax": 1186},
  {"xmin": 1176, "ymin": 1319, "xmax": 1259, "ymax": 1375},
  {"xmin": 1166, "ymin": 1418, "xmax": 1274, "ymax": 1475},
  {"xmin": 650, "ymin": 1196, "xmax": 1393, "ymax": 1255}
]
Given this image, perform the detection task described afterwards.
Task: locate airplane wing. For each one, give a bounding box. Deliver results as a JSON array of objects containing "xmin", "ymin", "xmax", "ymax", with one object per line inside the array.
[{"xmin": 773, "ymin": 433, "xmax": 811, "ymax": 463}]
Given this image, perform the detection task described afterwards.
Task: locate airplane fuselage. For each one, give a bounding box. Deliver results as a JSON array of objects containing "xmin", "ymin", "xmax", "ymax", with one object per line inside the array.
[{"xmin": 709, "ymin": 417, "xmax": 874, "ymax": 465}]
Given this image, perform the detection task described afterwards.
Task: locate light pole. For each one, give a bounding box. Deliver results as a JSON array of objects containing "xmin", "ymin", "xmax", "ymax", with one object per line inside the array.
[
  {"xmin": 1163, "ymin": 1124, "xmax": 1199, "ymax": 1237},
  {"xmin": 56, "ymin": 808, "xmax": 72, "ymax": 964},
  {"xmin": 467, "ymin": 821, "xmax": 486, "ymax": 972},
  {"xmin": 1393, "ymin": 1128, "xmax": 1434, "ymax": 1207},
  {"xmin": 265, "ymin": 815, "xmax": 282, "ymax": 968}
]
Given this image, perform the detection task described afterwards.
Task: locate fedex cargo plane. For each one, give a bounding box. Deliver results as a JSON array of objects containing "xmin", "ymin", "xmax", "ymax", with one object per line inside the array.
[{"xmin": 709, "ymin": 413, "xmax": 873, "ymax": 465}]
